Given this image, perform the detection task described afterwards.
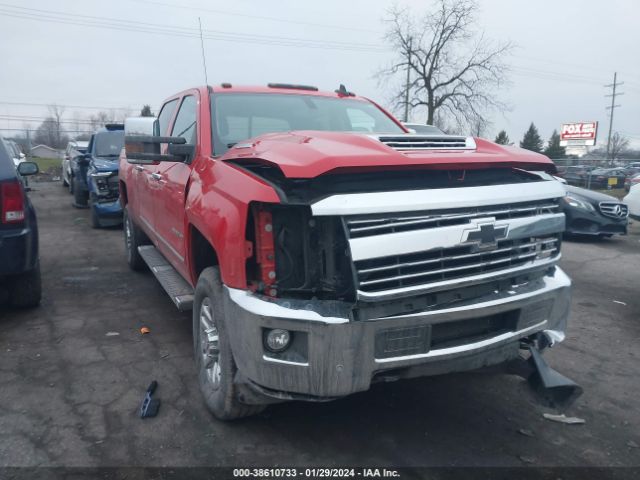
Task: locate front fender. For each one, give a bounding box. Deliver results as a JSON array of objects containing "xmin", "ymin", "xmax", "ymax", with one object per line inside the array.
[{"xmin": 185, "ymin": 158, "xmax": 280, "ymax": 288}]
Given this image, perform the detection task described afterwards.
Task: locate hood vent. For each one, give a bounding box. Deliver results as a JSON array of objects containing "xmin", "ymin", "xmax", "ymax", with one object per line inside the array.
[{"xmin": 376, "ymin": 134, "xmax": 476, "ymax": 151}]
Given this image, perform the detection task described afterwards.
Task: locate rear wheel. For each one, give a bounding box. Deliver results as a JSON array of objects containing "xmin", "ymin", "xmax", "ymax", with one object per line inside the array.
[
  {"xmin": 123, "ymin": 206, "xmax": 149, "ymax": 271},
  {"xmin": 193, "ymin": 267, "xmax": 265, "ymax": 420},
  {"xmin": 9, "ymin": 264, "xmax": 42, "ymax": 308}
]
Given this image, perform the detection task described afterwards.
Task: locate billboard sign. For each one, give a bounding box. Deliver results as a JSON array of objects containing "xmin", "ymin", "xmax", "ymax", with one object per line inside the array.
[{"xmin": 560, "ymin": 122, "xmax": 598, "ymax": 146}]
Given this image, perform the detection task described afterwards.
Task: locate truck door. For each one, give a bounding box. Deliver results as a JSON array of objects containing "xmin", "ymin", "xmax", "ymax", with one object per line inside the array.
[
  {"xmin": 152, "ymin": 93, "xmax": 198, "ymax": 277},
  {"xmin": 135, "ymin": 98, "xmax": 178, "ymax": 238}
]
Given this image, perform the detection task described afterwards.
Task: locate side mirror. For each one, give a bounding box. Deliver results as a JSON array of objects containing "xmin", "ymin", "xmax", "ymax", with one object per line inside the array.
[
  {"xmin": 17, "ymin": 161, "xmax": 39, "ymax": 176},
  {"xmin": 124, "ymin": 116, "xmax": 192, "ymax": 164}
]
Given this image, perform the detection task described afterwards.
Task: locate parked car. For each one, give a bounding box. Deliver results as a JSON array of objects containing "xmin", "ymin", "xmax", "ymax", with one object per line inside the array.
[
  {"xmin": 624, "ymin": 173, "xmax": 640, "ymax": 192},
  {"xmin": 623, "ymin": 184, "xmax": 640, "ymax": 220},
  {"xmin": 70, "ymin": 125, "xmax": 124, "ymax": 228},
  {"xmin": 587, "ymin": 167, "xmax": 627, "ymax": 189},
  {"xmin": 0, "ymin": 139, "xmax": 41, "ymax": 307},
  {"xmin": 402, "ymin": 122, "xmax": 445, "ymax": 135},
  {"xmin": 562, "ymin": 165, "xmax": 596, "ymax": 186},
  {"xmin": 120, "ymin": 83, "xmax": 578, "ymax": 420},
  {"xmin": 61, "ymin": 140, "xmax": 89, "ymax": 188},
  {"xmin": 1, "ymin": 139, "xmax": 25, "ymax": 167},
  {"xmin": 561, "ymin": 185, "xmax": 628, "ymax": 237}
]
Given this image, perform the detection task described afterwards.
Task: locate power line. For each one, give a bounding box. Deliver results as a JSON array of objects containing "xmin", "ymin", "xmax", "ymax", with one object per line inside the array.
[
  {"xmin": 128, "ymin": 0, "xmax": 379, "ymax": 33},
  {"xmin": 605, "ymin": 72, "xmax": 624, "ymax": 160},
  {"xmin": 0, "ymin": 100, "xmax": 139, "ymax": 110},
  {"xmin": 0, "ymin": 3, "xmax": 386, "ymax": 52},
  {"xmin": 0, "ymin": 114, "xmax": 118, "ymax": 125}
]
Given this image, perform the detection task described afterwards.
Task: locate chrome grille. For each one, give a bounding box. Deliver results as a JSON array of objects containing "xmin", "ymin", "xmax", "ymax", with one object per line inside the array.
[
  {"xmin": 346, "ymin": 199, "xmax": 561, "ymax": 239},
  {"xmin": 599, "ymin": 202, "xmax": 629, "ymax": 219},
  {"xmin": 355, "ymin": 235, "xmax": 560, "ymax": 293},
  {"xmin": 376, "ymin": 135, "xmax": 475, "ymax": 151}
]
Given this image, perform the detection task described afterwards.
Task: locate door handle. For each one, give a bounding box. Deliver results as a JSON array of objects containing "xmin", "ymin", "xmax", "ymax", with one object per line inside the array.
[
  {"xmin": 151, "ymin": 173, "xmax": 163, "ymax": 181},
  {"xmin": 134, "ymin": 165, "xmax": 145, "ymax": 171}
]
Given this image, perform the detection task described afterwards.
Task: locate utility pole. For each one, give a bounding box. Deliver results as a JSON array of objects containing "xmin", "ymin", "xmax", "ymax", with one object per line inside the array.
[
  {"xmin": 605, "ymin": 72, "xmax": 624, "ymax": 163},
  {"xmin": 26, "ymin": 128, "xmax": 31, "ymax": 159},
  {"xmin": 403, "ymin": 37, "xmax": 412, "ymax": 123}
]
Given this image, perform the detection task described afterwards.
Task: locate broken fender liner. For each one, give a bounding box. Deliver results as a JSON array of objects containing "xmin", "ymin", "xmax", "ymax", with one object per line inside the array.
[{"xmin": 526, "ymin": 347, "xmax": 583, "ymax": 409}]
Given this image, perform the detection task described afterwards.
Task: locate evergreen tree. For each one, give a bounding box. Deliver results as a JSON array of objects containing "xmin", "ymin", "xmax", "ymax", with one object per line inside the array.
[
  {"xmin": 544, "ymin": 130, "xmax": 566, "ymax": 158},
  {"xmin": 520, "ymin": 123, "xmax": 543, "ymax": 153},
  {"xmin": 494, "ymin": 130, "xmax": 510, "ymax": 145},
  {"xmin": 140, "ymin": 105, "xmax": 154, "ymax": 117}
]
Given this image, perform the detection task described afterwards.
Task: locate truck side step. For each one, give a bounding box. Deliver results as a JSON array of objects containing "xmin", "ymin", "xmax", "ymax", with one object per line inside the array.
[{"xmin": 138, "ymin": 245, "xmax": 194, "ymax": 311}]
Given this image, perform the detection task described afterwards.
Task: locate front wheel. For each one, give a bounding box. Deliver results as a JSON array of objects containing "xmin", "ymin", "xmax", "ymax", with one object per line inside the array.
[
  {"xmin": 72, "ymin": 177, "xmax": 88, "ymax": 207},
  {"xmin": 193, "ymin": 267, "xmax": 265, "ymax": 420}
]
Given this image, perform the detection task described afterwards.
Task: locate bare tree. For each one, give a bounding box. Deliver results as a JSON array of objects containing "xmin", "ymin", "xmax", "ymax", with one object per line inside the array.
[
  {"xmin": 89, "ymin": 111, "xmax": 110, "ymax": 130},
  {"xmin": 378, "ymin": 0, "xmax": 512, "ymax": 131},
  {"xmin": 48, "ymin": 104, "xmax": 66, "ymax": 148},
  {"xmin": 34, "ymin": 117, "xmax": 69, "ymax": 149},
  {"xmin": 609, "ymin": 132, "xmax": 629, "ymax": 164}
]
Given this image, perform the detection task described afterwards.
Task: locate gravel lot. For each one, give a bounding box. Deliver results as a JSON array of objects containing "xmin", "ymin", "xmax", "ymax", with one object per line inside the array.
[{"xmin": 1, "ymin": 181, "xmax": 639, "ymax": 469}]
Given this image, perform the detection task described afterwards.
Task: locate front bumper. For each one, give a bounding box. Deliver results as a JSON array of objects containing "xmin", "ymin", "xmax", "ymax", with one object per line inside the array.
[
  {"xmin": 564, "ymin": 209, "xmax": 627, "ymax": 236},
  {"xmin": 223, "ymin": 268, "xmax": 571, "ymax": 400},
  {"xmin": 91, "ymin": 199, "xmax": 122, "ymax": 225}
]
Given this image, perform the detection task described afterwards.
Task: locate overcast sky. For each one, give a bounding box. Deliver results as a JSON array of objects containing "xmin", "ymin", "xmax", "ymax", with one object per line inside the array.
[{"xmin": 0, "ymin": 0, "xmax": 638, "ymax": 148}]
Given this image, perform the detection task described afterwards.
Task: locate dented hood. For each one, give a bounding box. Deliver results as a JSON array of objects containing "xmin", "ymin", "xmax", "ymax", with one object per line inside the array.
[{"xmin": 221, "ymin": 131, "xmax": 556, "ymax": 178}]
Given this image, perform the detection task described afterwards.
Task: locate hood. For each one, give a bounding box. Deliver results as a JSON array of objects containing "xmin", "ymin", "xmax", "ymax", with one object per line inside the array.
[
  {"xmin": 565, "ymin": 185, "xmax": 619, "ymax": 203},
  {"xmin": 91, "ymin": 157, "xmax": 120, "ymax": 172},
  {"xmin": 221, "ymin": 131, "xmax": 555, "ymax": 179}
]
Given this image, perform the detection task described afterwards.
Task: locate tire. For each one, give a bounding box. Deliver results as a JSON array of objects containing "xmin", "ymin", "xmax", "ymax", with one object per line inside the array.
[
  {"xmin": 123, "ymin": 206, "xmax": 149, "ymax": 271},
  {"xmin": 193, "ymin": 267, "xmax": 266, "ymax": 420},
  {"xmin": 73, "ymin": 176, "xmax": 88, "ymax": 207},
  {"xmin": 90, "ymin": 206, "xmax": 102, "ymax": 229},
  {"xmin": 62, "ymin": 172, "xmax": 69, "ymax": 187},
  {"xmin": 9, "ymin": 264, "xmax": 42, "ymax": 308},
  {"xmin": 68, "ymin": 174, "xmax": 74, "ymax": 194}
]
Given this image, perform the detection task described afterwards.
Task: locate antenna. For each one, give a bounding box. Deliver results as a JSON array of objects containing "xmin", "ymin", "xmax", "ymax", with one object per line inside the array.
[{"xmin": 198, "ymin": 17, "xmax": 209, "ymax": 86}]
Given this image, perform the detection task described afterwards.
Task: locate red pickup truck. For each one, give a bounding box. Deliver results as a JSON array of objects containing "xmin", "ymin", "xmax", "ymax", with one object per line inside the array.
[{"xmin": 120, "ymin": 84, "xmax": 579, "ymax": 420}]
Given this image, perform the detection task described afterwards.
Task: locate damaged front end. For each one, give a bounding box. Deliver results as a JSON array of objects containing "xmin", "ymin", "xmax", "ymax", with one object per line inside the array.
[{"xmin": 228, "ymin": 163, "xmax": 582, "ymax": 409}]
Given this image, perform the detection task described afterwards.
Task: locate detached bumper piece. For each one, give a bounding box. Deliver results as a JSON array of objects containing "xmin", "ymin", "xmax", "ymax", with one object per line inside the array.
[{"xmin": 526, "ymin": 346, "xmax": 583, "ymax": 408}]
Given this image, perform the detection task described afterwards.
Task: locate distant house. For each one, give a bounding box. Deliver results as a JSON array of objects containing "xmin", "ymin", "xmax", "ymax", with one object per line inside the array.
[{"xmin": 31, "ymin": 144, "xmax": 63, "ymax": 158}]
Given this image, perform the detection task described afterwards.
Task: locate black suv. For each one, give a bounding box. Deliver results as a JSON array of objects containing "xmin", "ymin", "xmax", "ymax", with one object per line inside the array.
[{"xmin": 0, "ymin": 140, "xmax": 41, "ymax": 307}]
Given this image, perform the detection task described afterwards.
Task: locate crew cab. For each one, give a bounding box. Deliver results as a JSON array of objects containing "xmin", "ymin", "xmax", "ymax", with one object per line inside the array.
[
  {"xmin": 120, "ymin": 84, "xmax": 578, "ymax": 420},
  {"xmin": 0, "ymin": 139, "xmax": 41, "ymax": 308},
  {"xmin": 71, "ymin": 124, "xmax": 124, "ymax": 228}
]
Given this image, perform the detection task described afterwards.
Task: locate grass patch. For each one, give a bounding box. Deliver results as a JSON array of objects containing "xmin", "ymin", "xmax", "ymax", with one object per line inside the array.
[{"xmin": 31, "ymin": 157, "xmax": 62, "ymax": 174}]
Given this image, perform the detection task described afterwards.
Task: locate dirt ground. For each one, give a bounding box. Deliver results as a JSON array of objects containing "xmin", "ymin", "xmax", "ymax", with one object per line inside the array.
[{"xmin": 1, "ymin": 181, "xmax": 639, "ymax": 470}]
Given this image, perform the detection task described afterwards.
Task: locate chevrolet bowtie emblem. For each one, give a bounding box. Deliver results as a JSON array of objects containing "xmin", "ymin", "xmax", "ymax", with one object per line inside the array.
[{"xmin": 461, "ymin": 219, "xmax": 509, "ymax": 250}]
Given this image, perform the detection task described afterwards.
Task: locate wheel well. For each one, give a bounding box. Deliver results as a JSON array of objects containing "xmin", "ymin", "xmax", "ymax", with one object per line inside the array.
[
  {"xmin": 190, "ymin": 226, "xmax": 219, "ymax": 281},
  {"xmin": 119, "ymin": 181, "xmax": 128, "ymax": 206}
]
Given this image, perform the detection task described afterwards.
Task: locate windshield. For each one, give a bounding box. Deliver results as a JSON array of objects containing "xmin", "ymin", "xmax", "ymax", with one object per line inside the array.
[
  {"xmin": 211, "ymin": 93, "xmax": 404, "ymax": 155},
  {"xmin": 93, "ymin": 131, "xmax": 124, "ymax": 157}
]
